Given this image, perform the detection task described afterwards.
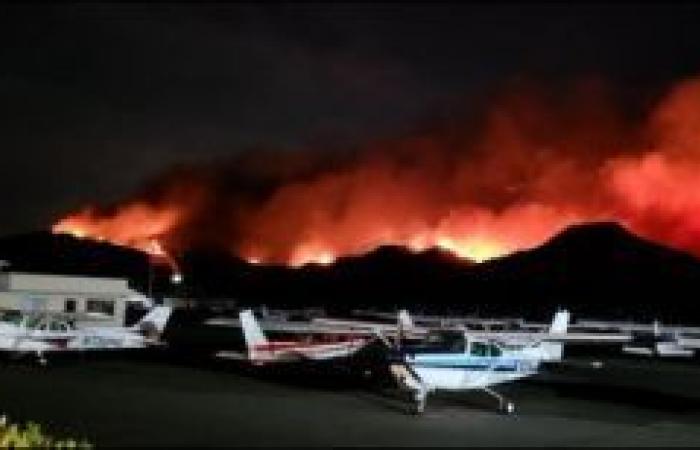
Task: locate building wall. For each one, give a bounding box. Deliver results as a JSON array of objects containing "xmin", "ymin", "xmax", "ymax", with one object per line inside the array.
[
  {"xmin": 0, "ymin": 273, "xmax": 129, "ymax": 294},
  {"xmin": 0, "ymin": 273, "xmax": 137, "ymax": 327}
]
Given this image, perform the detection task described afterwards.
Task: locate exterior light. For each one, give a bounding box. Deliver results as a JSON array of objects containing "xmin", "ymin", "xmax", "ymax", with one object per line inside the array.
[{"xmin": 170, "ymin": 272, "xmax": 183, "ymax": 285}]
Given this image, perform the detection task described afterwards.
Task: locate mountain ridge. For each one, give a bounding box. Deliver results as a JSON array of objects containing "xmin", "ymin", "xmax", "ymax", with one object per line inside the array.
[{"xmin": 1, "ymin": 223, "xmax": 699, "ymax": 322}]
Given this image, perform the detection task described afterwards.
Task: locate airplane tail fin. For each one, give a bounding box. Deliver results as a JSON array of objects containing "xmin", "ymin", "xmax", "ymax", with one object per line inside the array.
[
  {"xmin": 549, "ymin": 309, "xmax": 570, "ymax": 334},
  {"xmin": 134, "ymin": 306, "xmax": 173, "ymax": 337},
  {"xmin": 239, "ymin": 309, "xmax": 268, "ymax": 360},
  {"xmin": 398, "ymin": 309, "xmax": 413, "ymax": 331},
  {"xmin": 540, "ymin": 309, "xmax": 570, "ymax": 362}
]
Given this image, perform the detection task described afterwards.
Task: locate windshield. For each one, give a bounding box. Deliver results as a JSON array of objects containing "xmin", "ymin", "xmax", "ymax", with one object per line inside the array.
[
  {"xmin": 24, "ymin": 315, "xmax": 44, "ymax": 330},
  {"xmin": 22, "ymin": 315, "xmax": 74, "ymax": 332},
  {"xmin": 406, "ymin": 330, "xmax": 466, "ymax": 354},
  {"xmin": 0, "ymin": 310, "xmax": 23, "ymax": 326},
  {"xmin": 470, "ymin": 340, "xmax": 503, "ymax": 357}
]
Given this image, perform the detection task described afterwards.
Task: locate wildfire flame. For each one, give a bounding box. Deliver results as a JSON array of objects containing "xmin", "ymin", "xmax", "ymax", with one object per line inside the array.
[
  {"xmin": 52, "ymin": 203, "xmax": 183, "ymax": 270},
  {"xmin": 50, "ymin": 76, "xmax": 700, "ymax": 266}
]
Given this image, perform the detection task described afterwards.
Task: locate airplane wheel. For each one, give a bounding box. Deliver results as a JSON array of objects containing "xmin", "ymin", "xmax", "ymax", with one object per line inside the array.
[
  {"xmin": 409, "ymin": 401, "xmax": 425, "ymax": 415},
  {"xmin": 409, "ymin": 392, "xmax": 426, "ymax": 415},
  {"xmin": 501, "ymin": 401, "xmax": 515, "ymax": 415}
]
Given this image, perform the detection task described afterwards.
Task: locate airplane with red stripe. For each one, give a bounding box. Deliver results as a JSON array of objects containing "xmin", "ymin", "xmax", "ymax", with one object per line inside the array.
[{"xmin": 216, "ymin": 309, "xmax": 371, "ymax": 365}]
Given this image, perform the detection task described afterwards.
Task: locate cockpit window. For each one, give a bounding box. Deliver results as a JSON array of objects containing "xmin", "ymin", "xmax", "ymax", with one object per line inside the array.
[
  {"xmin": 25, "ymin": 316, "xmax": 43, "ymax": 330},
  {"xmin": 500, "ymin": 342, "xmax": 524, "ymax": 351},
  {"xmin": 44, "ymin": 318, "xmax": 72, "ymax": 332},
  {"xmin": 471, "ymin": 341, "xmax": 488, "ymax": 356},
  {"xmin": 407, "ymin": 330, "xmax": 466, "ymax": 354},
  {"xmin": 22, "ymin": 315, "xmax": 73, "ymax": 332},
  {"xmin": 0, "ymin": 311, "xmax": 23, "ymax": 325},
  {"xmin": 49, "ymin": 320, "xmax": 64, "ymax": 332},
  {"xmin": 470, "ymin": 341, "xmax": 503, "ymax": 357}
]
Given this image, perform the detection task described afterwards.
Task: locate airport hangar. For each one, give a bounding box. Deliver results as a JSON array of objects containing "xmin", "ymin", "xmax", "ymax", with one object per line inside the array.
[{"xmin": 0, "ymin": 271, "xmax": 152, "ymax": 327}]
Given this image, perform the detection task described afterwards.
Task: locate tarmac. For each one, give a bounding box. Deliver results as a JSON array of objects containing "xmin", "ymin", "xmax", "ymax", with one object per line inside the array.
[{"xmin": 0, "ymin": 352, "xmax": 700, "ymax": 446}]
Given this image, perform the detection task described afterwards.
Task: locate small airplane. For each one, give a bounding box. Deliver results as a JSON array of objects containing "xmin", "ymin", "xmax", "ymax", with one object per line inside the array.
[
  {"xmin": 382, "ymin": 310, "xmax": 571, "ymax": 415},
  {"xmin": 621, "ymin": 321, "xmax": 695, "ymax": 358},
  {"xmin": 309, "ymin": 309, "xmax": 422, "ymax": 341},
  {"xmin": 545, "ymin": 317, "xmax": 698, "ymax": 358},
  {"xmin": 0, "ymin": 306, "xmax": 173, "ymax": 364},
  {"xmin": 215, "ymin": 309, "xmax": 372, "ymax": 364},
  {"xmin": 393, "ymin": 311, "xmax": 700, "ymax": 360}
]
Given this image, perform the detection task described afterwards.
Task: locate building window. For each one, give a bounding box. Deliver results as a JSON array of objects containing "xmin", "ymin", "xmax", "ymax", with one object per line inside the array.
[
  {"xmin": 86, "ymin": 299, "xmax": 115, "ymax": 316},
  {"xmin": 65, "ymin": 299, "xmax": 76, "ymax": 313}
]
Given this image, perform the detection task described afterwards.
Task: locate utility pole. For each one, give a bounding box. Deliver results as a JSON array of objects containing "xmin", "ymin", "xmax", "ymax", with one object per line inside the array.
[{"xmin": 147, "ymin": 260, "xmax": 154, "ymax": 300}]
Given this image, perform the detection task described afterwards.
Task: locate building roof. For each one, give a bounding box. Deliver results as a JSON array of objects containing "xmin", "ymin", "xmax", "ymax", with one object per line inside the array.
[{"xmin": 0, "ymin": 272, "xmax": 131, "ymax": 295}]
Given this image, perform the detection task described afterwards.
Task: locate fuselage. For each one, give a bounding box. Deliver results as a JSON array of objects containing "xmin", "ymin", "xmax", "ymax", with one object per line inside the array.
[
  {"xmin": 0, "ymin": 313, "xmax": 161, "ymax": 353},
  {"xmin": 406, "ymin": 353, "xmax": 539, "ymax": 390},
  {"xmin": 400, "ymin": 330, "xmax": 543, "ymax": 391}
]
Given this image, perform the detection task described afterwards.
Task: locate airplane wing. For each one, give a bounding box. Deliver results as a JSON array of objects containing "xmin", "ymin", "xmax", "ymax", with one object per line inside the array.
[
  {"xmin": 572, "ymin": 320, "xmax": 700, "ymax": 335},
  {"xmin": 310, "ymin": 317, "xmax": 430, "ymax": 338},
  {"xmin": 207, "ymin": 316, "xmax": 631, "ymax": 343},
  {"xmin": 462, "ymin": 330, "xmax": 632, "ymax": 345},
  {"xmin": 677, "ymin": 337, "xmax": 700, "ymax": 349},
  {"xmin": 209, "ymin": 313, "xmax": 700, "ymax": 349},
  {"xmin": 213, "ymin": 350, "xmax": 249, "ymax": 361},
  {"xmin": 206, "ymin": 317, "xmax": 415, "ymax": 337}
]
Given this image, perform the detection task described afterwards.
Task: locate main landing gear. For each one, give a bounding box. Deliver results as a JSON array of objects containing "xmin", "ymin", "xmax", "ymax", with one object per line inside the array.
[
  {"xmin": 410, "ymin": 385, "xmax": 428, "ymax": 415},
  {"xmin": 483, "ymin": 386, "xmax": 515, "ymax": 415},
  {"xmin": 36, "ymin": 351, "xmax": 47, "ymax": 366}
]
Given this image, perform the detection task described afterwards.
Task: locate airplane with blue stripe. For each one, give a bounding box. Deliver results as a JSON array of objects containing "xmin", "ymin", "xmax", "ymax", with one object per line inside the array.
[{"xmin": 386, "ymin": 310, "xmax": 570, "ymax": 414}]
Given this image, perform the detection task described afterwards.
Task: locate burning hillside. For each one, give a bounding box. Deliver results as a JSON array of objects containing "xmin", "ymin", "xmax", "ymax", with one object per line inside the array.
[{"xmin": 52, "ymin": 77, "xmax": 700, "ymax": 266}]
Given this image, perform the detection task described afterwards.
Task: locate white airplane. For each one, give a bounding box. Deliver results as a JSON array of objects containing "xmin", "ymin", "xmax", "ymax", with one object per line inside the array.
[
  {"xmin": 620, "ymin": 321, "xmax": 695, "ymax": 358},
  {"xmin": 383, "ymin": 310, "xmax": 571, "ymax": 415},
  {"xmin": 215, "ymin": 309, "xmax": 372, "ymax": 365},
  {"xmin": 302, "ymin": 307, "xmax": 700, "ymax": 362},
  {"xmin": 311, "ymin": 311, "xmax": 409, "ymax": 330},
  {"xmin": 524, "ymin": 317, "xmax": 699, "ymax": 358},
  {"xmin": 395, "ymin": 311, "xmax": 699, "ymax": 359},
  {"xmin": 307, "ymin": 309, "xmax": 427, "ymax": 343},
  {"xmin": 0, "ymin": 306, "xmax": 173, "ymax": 364},
  {"xmin": 313, "ymin": 309, "xmax": 575, "ymax": 356},
  {"xmin": 573, "ymin": 318, "xmax": 700, "ymax": 334}
]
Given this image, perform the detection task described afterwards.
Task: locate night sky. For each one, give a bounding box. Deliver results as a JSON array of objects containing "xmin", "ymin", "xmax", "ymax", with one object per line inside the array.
[{"xmin": 4, "ymin": 3, "xmax": 700, "ymax": 236}]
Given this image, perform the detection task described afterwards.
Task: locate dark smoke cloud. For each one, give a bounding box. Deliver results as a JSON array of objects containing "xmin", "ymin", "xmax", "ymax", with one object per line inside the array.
[
  {"xmin": 52, "ymin": 75, "xmax": 700, "ymax": 265},
  {"xmin": 6, "ymin": 4, "xmax": 700, "ymax": 240}
]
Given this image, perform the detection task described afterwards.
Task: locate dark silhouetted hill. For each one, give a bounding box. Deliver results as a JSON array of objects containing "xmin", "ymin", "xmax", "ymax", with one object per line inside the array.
[
  {"xmin": 0, "ymin": 231, "xmax": 155, "ymax": 292},
  {"xmin": 2, "ymin": 223, "xmax": 700, "ymax": 322},
  {"xmin": 474, "ymin": 222, "xmax": 700, "ymax": 321}
]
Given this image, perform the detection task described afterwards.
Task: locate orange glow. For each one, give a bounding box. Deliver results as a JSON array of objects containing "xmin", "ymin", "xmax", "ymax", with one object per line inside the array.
[
  {"xmin": 289, "ymin": 246, "xmax": 336, "ymax": 267},
  {"xmin": 434, "ymin": 236, "xmax": 504, "ymax": 263},
  {"xmin": 50, "ymin": 76, "xmax": 700, "ymax": 266},
  {"xmin": 52, "ymin": 203, "xmax": 182, "ymax": 270}
]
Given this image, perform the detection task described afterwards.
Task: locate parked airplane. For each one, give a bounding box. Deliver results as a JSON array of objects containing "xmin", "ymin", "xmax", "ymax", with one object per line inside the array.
[
  {"xmin": 215, "ymin": 309, "xmax": 372, "ymax": 364},
  {"xmin": 0, "ymin": 306, "xmax": 173, "ymax": 364},
  {"xmin": 621, "ymin": 321, "xmax": 695, "ymax": 358},
  {"xmin": 310, "ymin": 308, "xmax": 422, "ymax": 340},
  {"xmin": 274, "ymin": 306, "xmax": 700, "ymax": 360},
  {"xmin": 403, "ymin": 312, "xmax": 699, "ymax": 359},
  {"xmin": 383, "ymin": 310, "xmax": 571, "ymax": 414}
]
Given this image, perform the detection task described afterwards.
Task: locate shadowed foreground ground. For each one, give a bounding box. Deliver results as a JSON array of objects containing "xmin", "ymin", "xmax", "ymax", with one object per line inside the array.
[{"xmin": 0, "ymin": 354, "xmax": 699, "ymax": 446}]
